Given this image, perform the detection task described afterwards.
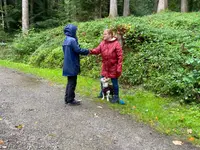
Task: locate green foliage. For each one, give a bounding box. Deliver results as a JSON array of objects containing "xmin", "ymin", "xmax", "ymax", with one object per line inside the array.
[
  {"xmin": 169, "ymin": 0, "xmax": 180, "ymax": 12},
  {"xmin": 32, "ymin": 19, "xmax": 60, "ymax": 29},
  {"xmin": 2, "ymin": 0, "xmax": 200, "ymax": 35},
  {"xmin": 43, "ymin": 47, "xmax": 63, "ymax": 68},
  {"xmin": 189, "ymin": 0, "xmax": 200, "ymax": 11},
  {"xmin": 12, "ymin": 31, "xmax": 46, "ymax": 62},
  {"xmin": 79, "ymin": 12, "xmax": 200, "ymax": 103},
  {"xmin": 12, "ymin": 28, "xmax": 63, "ymax": 63},
  {"xmin": 1, "ymin": 59, "xmax": 200, "ymax": 145},
  {"xmin": 7, "ymin": 12, "xmax": 200, "ymax": 103},
  {"xmin": 29, "ymin": 47, "xmax": 51, "ymax": 67},
  {"xmin": 0, "ymin": 30, "xmax": 9, "ymax": 42},
  {"xmin": 133, "ymin": 0, "xmax": 155, "ymax": 16},
  {"xmin": 0, "ymin": 28, "xmax": 14, "ymax": 60}
]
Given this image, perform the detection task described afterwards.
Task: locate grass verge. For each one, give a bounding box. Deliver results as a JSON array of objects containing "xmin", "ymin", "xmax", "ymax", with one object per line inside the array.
[{"xmin": 0, "ymin": 59, "xmax": 200, "ymax": 146}]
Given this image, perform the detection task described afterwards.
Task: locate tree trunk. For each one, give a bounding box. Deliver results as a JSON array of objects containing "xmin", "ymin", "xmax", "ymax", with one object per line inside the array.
[
  {"xmin": 157, "ymin": 0, "xmax": 168, "ymax": 12},
  {"xmin": 0, "ymin": 0, "xmax": 4, "ymax": 29},
  {"xmin": 181, "ymin": 0, "xmax": 188, "ymax": 12},
  {"xmin": 123, "ymin": 0, "xmax": 130, "ymax": 16},
  {"xmin": 22, "ymin": 0, "xmax": 29, "ymax": 34},
  {"xmin": 3, "ymin": 0, "xmax": 9, "ymax": 29},
  {"xmin": 109, "ymin": 0, "xmax": 118, "ymax": 18}
]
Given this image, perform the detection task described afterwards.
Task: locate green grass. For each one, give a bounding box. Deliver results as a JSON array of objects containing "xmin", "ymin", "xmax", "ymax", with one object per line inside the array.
[{"xmin": 0, "ymin": 59, "xmax": 200, "ymax": 146}]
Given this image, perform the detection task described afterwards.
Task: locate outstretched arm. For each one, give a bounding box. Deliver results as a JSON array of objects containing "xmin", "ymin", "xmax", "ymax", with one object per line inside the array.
[
  {"xmin": 71, "ymin": 40, "xmax": 89, "ymax": 55},
  {"xmin": 89, "ymin": 42, "xmax": 102, "ymax": 55}
]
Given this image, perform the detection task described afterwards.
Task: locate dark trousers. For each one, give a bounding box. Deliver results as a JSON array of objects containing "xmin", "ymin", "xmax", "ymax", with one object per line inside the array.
[{"xmin": 65, "ymin": 76, "xmax": 77, "ymax": 103}]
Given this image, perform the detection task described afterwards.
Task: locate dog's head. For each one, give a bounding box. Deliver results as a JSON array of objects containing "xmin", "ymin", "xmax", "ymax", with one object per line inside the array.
[{"xmin": 100, "ymin": 77, "xmax": 110, "ymax": 88}]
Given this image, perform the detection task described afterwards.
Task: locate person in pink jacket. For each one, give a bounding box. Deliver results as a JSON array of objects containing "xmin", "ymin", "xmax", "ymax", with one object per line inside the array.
[{"xmin": 90, "ymin": 29, "xmax": 123, "ymax": 103}]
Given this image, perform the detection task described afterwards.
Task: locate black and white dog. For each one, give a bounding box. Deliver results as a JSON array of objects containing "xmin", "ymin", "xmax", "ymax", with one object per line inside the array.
[{"xmin": 101, "ymin": 77, "xmax": 114, "ymax": 101}]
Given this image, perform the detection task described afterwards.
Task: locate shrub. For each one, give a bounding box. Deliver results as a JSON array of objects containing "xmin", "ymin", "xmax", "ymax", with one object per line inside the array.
[{"xmin": 6, "ymin": 12, "xmax": 200, "ymax": 103}]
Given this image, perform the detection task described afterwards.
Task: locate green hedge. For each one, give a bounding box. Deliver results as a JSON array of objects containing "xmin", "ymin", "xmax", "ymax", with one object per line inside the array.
[{"xmin": 10, "ymin": 12, "xmax": 200, "ymax": 103}]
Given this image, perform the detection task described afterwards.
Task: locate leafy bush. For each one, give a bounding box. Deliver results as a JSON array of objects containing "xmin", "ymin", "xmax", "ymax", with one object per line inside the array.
[
  {"xmin": 0, "ymin": 30, "xmax": 9, "ymax": 42},
  {"xmin": 42, "ymin": 47, "xmax": 64, "ymax": 68},
  {"xmin": 33, "ymin": 19, "xmax": 60, "ymax": 29},
  {"xmin": 12, "ymin": 27, "xmax": 63, "ymax": 63},
  {"xmin": 12, "ymin": 31, "xmax": 46, "ymax": 62},
  {"xmin": 8, "ymin": 12, "xmax": 200, "ymax": 103}
]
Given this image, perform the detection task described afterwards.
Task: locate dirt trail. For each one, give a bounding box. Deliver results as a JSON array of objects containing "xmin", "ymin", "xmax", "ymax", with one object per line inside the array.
[{"xmin": 0, "ymin": 67, "xmax": 199, "ymax": 150}]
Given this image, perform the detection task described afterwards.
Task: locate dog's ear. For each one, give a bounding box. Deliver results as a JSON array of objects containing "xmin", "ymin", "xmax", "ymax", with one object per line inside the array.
[
  {"xmin": 100, "ymin": 78, "xmax": 105, "ymax": 82},
  {"xmin": 105, "ymin": 78, "xmax": 110, "ymax": 82}
]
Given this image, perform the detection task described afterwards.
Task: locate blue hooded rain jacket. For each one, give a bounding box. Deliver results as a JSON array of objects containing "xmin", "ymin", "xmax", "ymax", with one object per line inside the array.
[{"xmin": 62, "ymin": 24, "xmax": 89, "ymax": 76}]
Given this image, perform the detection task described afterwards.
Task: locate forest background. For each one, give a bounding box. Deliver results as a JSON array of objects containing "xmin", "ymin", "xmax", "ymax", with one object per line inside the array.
[{"xmin": 1, "ymin": 0, "xmax": 200, "ymax": 145}]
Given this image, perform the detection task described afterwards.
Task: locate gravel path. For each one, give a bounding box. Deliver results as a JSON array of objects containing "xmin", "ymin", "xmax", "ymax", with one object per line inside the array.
[{"xmin": 0, "ymin": 67, "xmax": 199, "ymax": 150}]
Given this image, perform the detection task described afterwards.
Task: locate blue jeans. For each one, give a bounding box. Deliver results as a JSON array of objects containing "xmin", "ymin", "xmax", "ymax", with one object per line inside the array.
[{"xmin": 99, "ymin": 76, "xmax": 119, "ymax": 96}]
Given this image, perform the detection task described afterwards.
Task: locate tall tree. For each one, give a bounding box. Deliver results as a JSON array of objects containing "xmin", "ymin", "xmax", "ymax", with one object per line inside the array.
[
  {"xmin": 181, "ymin": 0, "xmax": 188, "ymax": 12},
  {"xmin": 123, "ymin": 0, "xmax": 130, "ymax": 16},
  {"xmin": 157, "ymin": 0, "xmax": 168, "ymax": 12},
  {"xmin": 22, "ymin": 0, "xmax": 29, "ymax": 34},
  {"xmin": 109, "ymin": 0, "xmax": 118, "ymax": 17}
]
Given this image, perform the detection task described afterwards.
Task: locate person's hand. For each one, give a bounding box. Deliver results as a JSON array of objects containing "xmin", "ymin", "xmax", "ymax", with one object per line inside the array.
[{"xmin": 88, "ymin": 49, "xmax": 92, "ymax": 54}]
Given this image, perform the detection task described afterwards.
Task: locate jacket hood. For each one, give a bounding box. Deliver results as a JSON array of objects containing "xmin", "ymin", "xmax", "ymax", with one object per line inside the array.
[{"xmin": 64, "ymin": 24, "xmax": 77, "ymax": 39}]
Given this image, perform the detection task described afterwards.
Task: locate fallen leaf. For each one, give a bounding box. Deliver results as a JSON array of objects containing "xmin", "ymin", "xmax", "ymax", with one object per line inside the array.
[
  {"xmin": 132, "ymin": 106, "xmax": 136, "ymax": 109},
  {"xmin": 48, "ymin": 134, "xmax": 56, "ymax": 137},
  {"xmin": 0, "ymin": 140, "xmax": 4, "ymax": 145},
  {"xmin": 94, "ymin": 113, "xmax": 98, "ymax": 118},
  {"xmin": 188, "ymin": 137, "xmax": 195, "ymax": 141},
  {"xmin": 97, "ymin": 106, "xmax": 103, "ymax": 109},
  {"xmin": 187, "ymin": 129, "xmax": 192, "ymax": 134},
  {"xmin": 15, "ymin": 124, "xmax": 24, "ymax": 130},
  {"xmin": 172, "ymin": 140, "xmax": 183, "ymax": 145},
  {"xmin": 0, "ymin": 117, "xmax": 2, "ymax": 121}
]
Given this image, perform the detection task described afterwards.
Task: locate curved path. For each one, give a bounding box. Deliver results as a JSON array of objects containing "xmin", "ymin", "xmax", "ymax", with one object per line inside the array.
[{"xmin": 0, "ymin": 67, "xmax": 199, "ymax": 150}]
